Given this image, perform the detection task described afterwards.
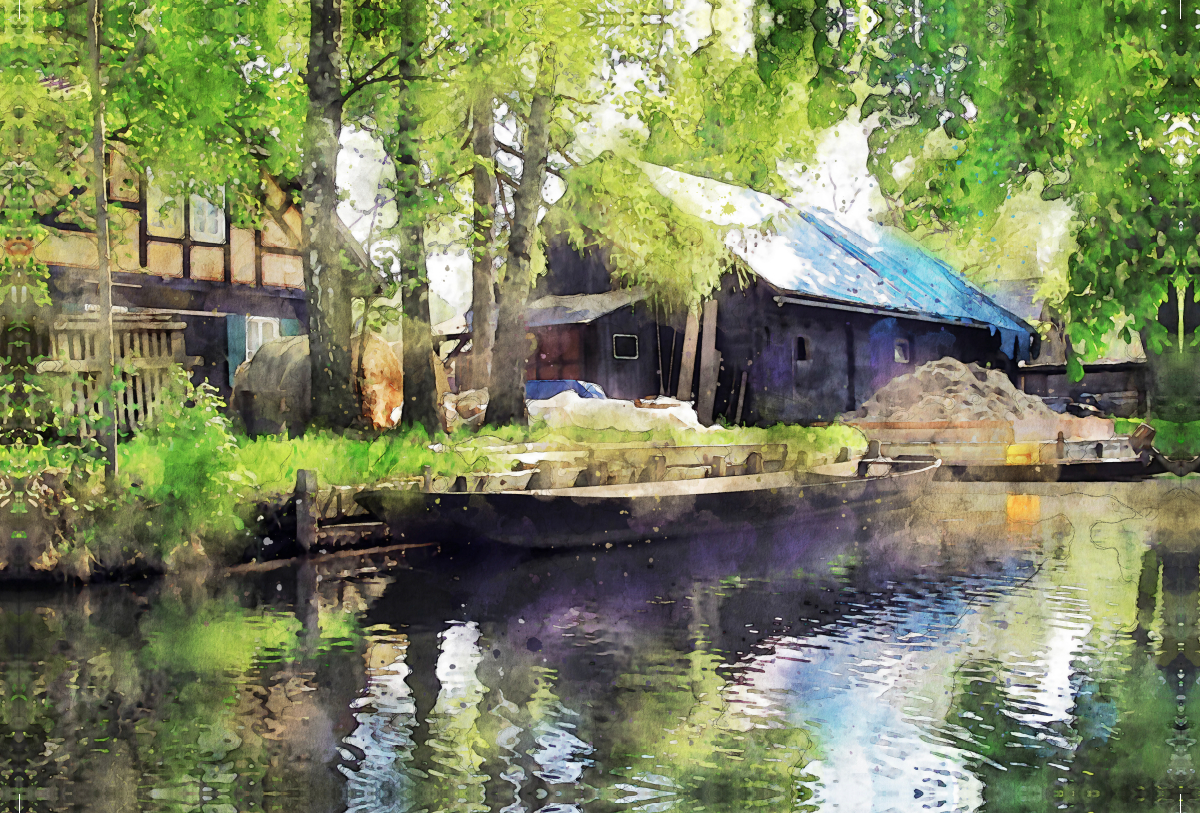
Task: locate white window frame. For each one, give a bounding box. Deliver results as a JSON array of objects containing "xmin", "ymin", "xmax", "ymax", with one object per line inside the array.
[
  {"xmin": 894, "ymin": 338, "xmax": 911, "ymax": 364},
  {"xmin": 190, "ymin": 188, "xmax": 226, "ymax": 244},
  {"xmin": 612, "ymin": 333, "xmax": 639, "ymax": 360},
  {"xmin": 246, "ymin": 316, "xmax": 282, "ymax": 362}
]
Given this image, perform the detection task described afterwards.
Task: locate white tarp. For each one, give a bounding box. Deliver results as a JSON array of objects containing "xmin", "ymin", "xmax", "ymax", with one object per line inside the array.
[{"xmin": 527, "ymin": 392, "xmax": 716, "ymax": 433}]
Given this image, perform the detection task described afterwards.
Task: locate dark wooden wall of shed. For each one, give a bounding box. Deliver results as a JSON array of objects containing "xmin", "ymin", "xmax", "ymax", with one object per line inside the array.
[
  {"xmin": 710, "ymin": 277, "xmax": 1005, "ymax": 425},
  {"xmin": 529, "ymin": 305, "xmax": 665, "ymax": 400},
  {"xmin": 1020, "ymin": 363, "xmax": 1147, "ymax": 417},
  {"xmin": 582, "ymin": 305, "xmax": 665, "ymax": 400},
  {"xmin": 532, "ymin": 237, "xmax": 612, "ymax": 297},
  {"xmin": 526, "ymin": 270, "xmax": 1014, "ymax": 424}
]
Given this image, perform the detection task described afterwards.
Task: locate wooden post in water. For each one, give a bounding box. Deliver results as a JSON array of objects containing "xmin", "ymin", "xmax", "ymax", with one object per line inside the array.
[
  {"xmin": 295, "ymin": 469, "xmax": 318, "ymax": 552},
  {"xmin": 676, "ymin": 309, "xmax": 700, "ymax": 401}
]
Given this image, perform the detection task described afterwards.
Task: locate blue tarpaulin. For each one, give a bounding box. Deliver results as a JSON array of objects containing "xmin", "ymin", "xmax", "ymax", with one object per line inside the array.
[
  {"xmin": 525, "ymin": 380, "xmax": 607, "ymax": 400},
  {"xmin": 731, "ymin": 207, "xmax": 1036, "ymax": 361}
]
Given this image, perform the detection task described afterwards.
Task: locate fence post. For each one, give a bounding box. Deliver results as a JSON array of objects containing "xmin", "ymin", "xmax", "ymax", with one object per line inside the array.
[{"xmin": 295, "ymin": 469, "xmax": 318, "ymax": 552}]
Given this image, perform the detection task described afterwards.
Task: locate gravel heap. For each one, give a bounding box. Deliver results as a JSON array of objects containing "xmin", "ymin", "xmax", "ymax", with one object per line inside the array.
[{"xmin": 845, "ymin": 357, "xmax": 1060, "ymax": 424}]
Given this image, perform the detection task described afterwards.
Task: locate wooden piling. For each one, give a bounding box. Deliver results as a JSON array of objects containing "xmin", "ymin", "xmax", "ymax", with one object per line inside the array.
[
  {"xmin": 696, "ymin": 301, "xmax": 720, "ymax": 425},
  {"xmin": 676, "ymin": 309, "xmax": 700, "ymax": 401},
  {"xmin": 295, "ymin": 469, "xmax": 318, "ymax": 552}
]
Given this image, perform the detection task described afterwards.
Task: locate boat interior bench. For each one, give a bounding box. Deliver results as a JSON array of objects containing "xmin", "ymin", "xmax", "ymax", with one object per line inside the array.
[{"xmin": 558, "ymin": 444, "xmax": 789, "ymax": 486}]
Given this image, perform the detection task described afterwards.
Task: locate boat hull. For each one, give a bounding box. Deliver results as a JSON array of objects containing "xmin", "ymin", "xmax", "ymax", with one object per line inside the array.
[
  {"xmin": 933, "ymin": 457, "xmax": 1167, "ymax": 482},
  {"xmin": 357, "ymin": 461, "xmax": 940, "ymax": 548}
]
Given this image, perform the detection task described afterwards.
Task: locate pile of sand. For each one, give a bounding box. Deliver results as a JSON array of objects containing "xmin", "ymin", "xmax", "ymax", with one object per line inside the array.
[{"xmin": 845, "ymin": 358, "xmax": 1114, "ymax": 442}]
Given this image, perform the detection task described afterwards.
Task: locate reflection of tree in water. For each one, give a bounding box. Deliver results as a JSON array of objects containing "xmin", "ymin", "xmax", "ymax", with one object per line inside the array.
[
  {"xmin": 336, "ymin": 572, "xmax": 822, "ymax": 813},
  {"xmin": 0, "ymin": 568, "xmax": 380, "ymax": 813},
  {"xmin": 341, "ymin": 632, "xmax": 419, "ymax": 813},
  {"xmin": 937, "ymin": 487, "xmax": 1200, "ymax": 812}
]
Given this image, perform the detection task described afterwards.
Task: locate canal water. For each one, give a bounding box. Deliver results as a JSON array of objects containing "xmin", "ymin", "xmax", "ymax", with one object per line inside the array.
[{"xmin": 3, "ymin": 481, "xmax": 1198, "ymax": 812}]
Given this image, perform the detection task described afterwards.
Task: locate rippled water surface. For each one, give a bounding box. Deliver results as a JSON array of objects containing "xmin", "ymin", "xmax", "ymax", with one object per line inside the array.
[{"xmin": 5, "ymin": 481, "xmax": 1200, "ymax": 812}]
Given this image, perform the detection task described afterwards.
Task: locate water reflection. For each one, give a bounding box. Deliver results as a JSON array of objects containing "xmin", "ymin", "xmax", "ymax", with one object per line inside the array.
[{"xmin": 8, "ymin": 483, "xmax": 1200, "ymax": 810}]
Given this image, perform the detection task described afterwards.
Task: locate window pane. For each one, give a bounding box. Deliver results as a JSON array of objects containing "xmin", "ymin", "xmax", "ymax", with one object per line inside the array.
[
  {"xmin": 190, "ymin": 190, "xmax": 226, "ymax": 244},
  {"xmin": 613, "ymin": 334, "xmax": 638, "ymax": 359},
  {"xmin": 146, "ymin": 184, "xmax": 183, "ymax": 239}
]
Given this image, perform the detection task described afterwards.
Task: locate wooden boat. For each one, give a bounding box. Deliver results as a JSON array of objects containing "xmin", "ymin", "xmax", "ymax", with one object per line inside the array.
[
  {"xmin": 933, "ymin": 456, "xmax": 1167, "ymax": 482},
  {"xmin": 355, "ymin": 457, "xmax": 941, "ymax": 549},
  {"xmin": 851, "ymin": 420, "xmax": 1167, "ymax": 482}
]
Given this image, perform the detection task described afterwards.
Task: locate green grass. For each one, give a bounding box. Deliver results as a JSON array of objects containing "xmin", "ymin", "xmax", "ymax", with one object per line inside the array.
[
  {"xmin": 17, "ymin": 364, "xmax": 867, "ymax": 577},
  {"xmin": 224, "ymin": 420, "xmax": 868, "ymax": 498}
]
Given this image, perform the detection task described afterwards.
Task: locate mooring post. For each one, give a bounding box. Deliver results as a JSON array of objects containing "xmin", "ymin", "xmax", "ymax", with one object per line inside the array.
[
  {"xmin": 711, "ymin": 456, "xmax": 727, "ymax": 477},
  {"xmin": 652, "ymin": 454, "xmax": 666, "ymax": 481},
  {"xmin": 295, "ymin": 469, "xmax": 318, "ymax": 552}
]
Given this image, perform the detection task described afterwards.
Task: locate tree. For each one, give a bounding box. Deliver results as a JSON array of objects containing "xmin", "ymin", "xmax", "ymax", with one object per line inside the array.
[
  {"xmin": 758, "ymin": 0, "xmax": 1196, "ymax": 394},
  {"xmin": 488, "ymin": 48, "xmax": 558, "ymax": 425},
  {"xmin": 300, "ymin": 0, "xmax": 357, "ymax": 428}
]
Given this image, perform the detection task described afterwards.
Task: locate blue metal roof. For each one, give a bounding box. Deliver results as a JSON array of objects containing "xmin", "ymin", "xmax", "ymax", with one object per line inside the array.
[{"xmin": 731, "ymin": 208, "xmax": 1035, "ymax": 361}]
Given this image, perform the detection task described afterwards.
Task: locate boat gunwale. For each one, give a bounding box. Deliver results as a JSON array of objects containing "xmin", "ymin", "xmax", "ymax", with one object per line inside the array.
[{"xmin": 468, "ymin": 459, "xmax": 943, "ymax": 500}]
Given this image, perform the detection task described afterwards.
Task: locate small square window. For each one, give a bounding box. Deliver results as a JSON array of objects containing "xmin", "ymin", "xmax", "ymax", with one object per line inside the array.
[
  {"xmin": 795, "ymin": 336, "xmax": 808, "ymax": 361},
  {"xmin": 894, "ymin": 338, "xmax": 911, "ymax": 364},
  {"xmin": 613, "ymin": 334, "xmax": 639, "ymax": 359},
  {"xmin": 246, "ymin": 316, "xmax": 281, "ymax": 362}
]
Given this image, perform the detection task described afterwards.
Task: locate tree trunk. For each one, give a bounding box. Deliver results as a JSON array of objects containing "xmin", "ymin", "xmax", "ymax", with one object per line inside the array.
[
  {"xmin": 395, "ymin": 71, "xmax": 440, "ymax": 434},
  {"xmin": 301, "ymin": 0, "xmax": 357, "ymax": 429},
  {"xmin": 399, "ymin": 224, "xmax": 440, "ymax": 433},
  {"xmin": 88, "ymin": 0, "xmax": 117, "ymax": 474},
  {"xmin": 468, "ymin": 87, "xmax": 497, "ymax": 391},
  {"xmin": 488, "ymin": 51, "xmax": 557, "ymax": 426}
]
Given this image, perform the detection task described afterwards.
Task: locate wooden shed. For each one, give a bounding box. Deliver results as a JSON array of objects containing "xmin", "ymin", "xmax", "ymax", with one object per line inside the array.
[{"xmin": 484, "ymin": 210, "xmax": 1037, "ymax": 426}]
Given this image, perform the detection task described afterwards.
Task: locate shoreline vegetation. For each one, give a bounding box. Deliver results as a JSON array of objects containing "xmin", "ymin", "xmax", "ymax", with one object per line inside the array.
[{"xmin": 2, "ymin": 369, "xmax": 867, "ymax": 583}]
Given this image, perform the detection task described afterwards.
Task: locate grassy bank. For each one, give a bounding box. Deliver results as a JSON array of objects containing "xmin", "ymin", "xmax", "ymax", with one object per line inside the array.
[
  {"xmin": 6, "ymin": 372, "xmax": 865, "ymax": 580},
  {"xmin": 225, "ymin": 420, "xmax": 868, "ymax": 499}
]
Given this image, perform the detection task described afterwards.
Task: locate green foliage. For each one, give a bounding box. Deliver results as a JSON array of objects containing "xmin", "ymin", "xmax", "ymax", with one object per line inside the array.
[
  {"xmin": 20, "ymin": 367, "xmax": 259, "ymax": 577},
  {"xmin": 141, "ymin": 591, "xmax": 302, "ymax": 676},
  {"xmin": 1127, "ymin": 419, "xmax": 1200, "ymax": 460},
  {"xmin": 759, "ymin": 0, "xmax": 1197, "ymax": 365},
  {"xmin": 546, "ymin": 155, "xmax": 740, "ymax": 311},
  {"xmin": 230, "ymin": 423, "xmax": 455, "ymax": 494}
]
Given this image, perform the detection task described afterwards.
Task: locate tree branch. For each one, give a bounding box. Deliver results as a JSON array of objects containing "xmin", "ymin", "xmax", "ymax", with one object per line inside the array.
[
  {"xmin": 495, "ymin": 167, "xmax": 520, "ymax": 189},
  {"xmin": 104, "ymin": 32, "xmax": 155, "ymax": 88},
  {"xmin": 497, "ymin": 143, "xmax": 565, "ymax": 180}
]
